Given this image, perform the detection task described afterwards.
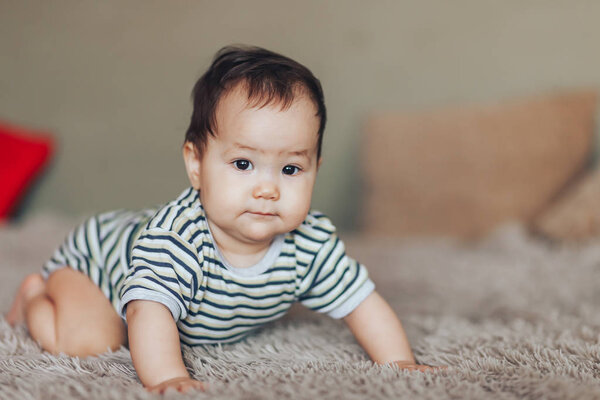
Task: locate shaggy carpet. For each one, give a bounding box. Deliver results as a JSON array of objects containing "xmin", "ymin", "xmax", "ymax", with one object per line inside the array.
[{"xmin": 1, "ymin": 214, "xmax": 599, "ymax": 399}]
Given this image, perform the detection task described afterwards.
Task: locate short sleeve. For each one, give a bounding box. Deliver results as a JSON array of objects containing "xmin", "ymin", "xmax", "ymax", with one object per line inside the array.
[
  {"xmin": 298, "ymin": 233, "xmax": 375, "ymax": 319},
  {"xmin": 117, "ymin": 228, "xmax": 202, "ymax": 321}
]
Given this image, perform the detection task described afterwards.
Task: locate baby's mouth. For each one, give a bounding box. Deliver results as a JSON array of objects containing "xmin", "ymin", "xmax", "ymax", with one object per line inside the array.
[{"xmin": 247, "ymin": 211, "xmax": 277, "ymax": 217}]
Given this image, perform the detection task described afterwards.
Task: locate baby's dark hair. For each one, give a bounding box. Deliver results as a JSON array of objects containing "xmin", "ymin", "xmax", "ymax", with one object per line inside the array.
[{"xmin": 185, "ymin": 45, "xmax": 327, "ymax": 158}]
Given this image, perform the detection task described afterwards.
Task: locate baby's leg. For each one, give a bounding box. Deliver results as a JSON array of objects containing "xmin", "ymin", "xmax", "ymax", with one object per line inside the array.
[{"xmin": 25, "ymin": 268, "xmax": 127, "ymax": 357}]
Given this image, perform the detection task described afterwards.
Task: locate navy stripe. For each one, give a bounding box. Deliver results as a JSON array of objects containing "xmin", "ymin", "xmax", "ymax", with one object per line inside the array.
[
  {"xmin": 172, "ymin": 206, "xmax": 187, "ymax": 227},
  {"xmin": 321, "ymin": 265, "xmax": 357, "ymax": 300},
  {"xmin": 124, "ymin": 225, "xmax": 137, "ymax": 266},
  {"xmin": 180, "ymin": 327, "xmax": 253, "ymax": 343},
  {"xmin": 131, "ymin": 255, "xmax": 176, "ymax": 271},
  {"xmin": 134, "ymin": 242, "xmax": 199, "ymax": 297},
  {"xmin": 293, "ymin": 229, "xmax": 328, "ymax": 243},
  {"xmin": 295, "ymin": 242, "xmax": 320, "ymax": 257},
  {"xmin": 177, "ymin": 219, "xmax": 193, "ymax": 237},
  {"xmin": 180, "ymin": 310, "xmax": 286, "ymax": 331},
  {"xmin": 204, "ymin": 286, "xmax": 296, "ymax": 301},
  {"xmin": 303, "ymin": 266, "xmax": 361, "ymax": 309},
  {"xmin": 87, "ymin": 217, "xmax": 102, "ymax": 268},
  {"xmin": 50, "ymin": 251, "xmax": 66, "ymax": 268},
  {"xmin": 264, "ymin": 265, "xmax": 296, "ymax": 273},
  {"xmin": 189, "ymin": 227, "xmax": 209, "ymax": 244},
  {"xmin": 176, "ymin": 187, "xmax": 195, "ymax": 204},
  {"xmin": 204, "ymin": 255, "xmax": 223, "ymax": 266},
  {"xmin": 200, "ymin": 296, "xmax": 295, "ymax": 311},
  {"xmin": 156, "ymin": 207, "xmax": 171, "ymax": 227},
  {"xmin": 312, "ymin": 224, "xmax": 334, "ymax": 235},
  {"xmin": 185, "ymin": 305, "xmax": 290, "ymax": 322},
  {"xmin": 305, "ymin": 236, "xmax": 340, "ymax": 290},
  {"xmin": 95, "ymin": 216, "xmax": 105, "ymax": 249},
  {"xmin": 106, "ymin": 256, "xmax": 123, "ymax": 285},
  {"xmin": 137, "ymin": 233, "xmax": 198, "ymax": 266},
  {"xmin": 131, "ymin": 221, "xmax": 147, "ymax": 247},
  {"xmin": 312, "ymin": 253, "xmax": 345, "ymax": 288},
  {"xmin": 103, "ymin": 229, "xmax": 122, "ymax": 268},
  {"xmin": 115, "ymin": 273, "xmax": 128, "ymax": 297},
  {"xmin": 72, "ymin": 231, "xmax": 92, "ymax": 278},
  {"xmin": 82, "ymin": 219, "xmax": 94, "ymax": 258},
  {"xmin": 97, "ymin": 263, "xmax": 103, "ymax": 291},
  {"xmin": 130, "ymin": 257, "xmax": 186, "ymax": 286},
  {"xmin": 204, "ymin": 271, "xmax": 294, "ymax": 289},
  {"xmin": 181, "ymin": 189, "xmax": 197, "ymax": 207},
  {"xmin": 177, "ymin": 213, "xmax": 206, "ymax": 236},
  {"xmin": 135, "ymin": 244, "xmax": 196, "ymax": 277},
  {"xmin": 75, "ymin": 225, "xmax": 91, "ymax": 277}
]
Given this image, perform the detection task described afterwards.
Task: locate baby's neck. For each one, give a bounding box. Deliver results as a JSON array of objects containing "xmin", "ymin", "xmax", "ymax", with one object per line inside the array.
[
  {"xmin": 208, "ymin": 222, "xmax": 273, "ymax": 269},
  {"xmin": 220, "ymin": 247, "xmax": 271, "ymax": 269}
]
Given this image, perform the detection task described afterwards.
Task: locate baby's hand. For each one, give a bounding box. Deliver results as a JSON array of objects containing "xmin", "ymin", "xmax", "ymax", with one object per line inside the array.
[
  {"xmin": 147, "ymin": 377, "xmax": 207, "ymax": 394},
  {"xmin": 392, "ymin": 360, "xmax": 446, "ymax": 372}
]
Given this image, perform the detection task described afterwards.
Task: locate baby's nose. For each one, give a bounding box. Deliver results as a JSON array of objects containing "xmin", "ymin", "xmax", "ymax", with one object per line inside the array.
[{"xmin": 252, "ymin": 180, "xmax": 280, "ymax": 201}]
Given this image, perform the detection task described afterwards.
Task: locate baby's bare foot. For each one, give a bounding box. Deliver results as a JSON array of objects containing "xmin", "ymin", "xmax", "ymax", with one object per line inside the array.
[{"xmin": 5, "ymin": 274, "xmax": 46, "ymax": 326}]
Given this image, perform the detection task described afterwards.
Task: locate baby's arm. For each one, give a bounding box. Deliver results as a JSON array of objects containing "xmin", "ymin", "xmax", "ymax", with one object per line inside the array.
[
  {"xmin": 343, "ymin": 291, "xmax": 437, "ymax": 371},
  {"xmin": 126, "ymin": 300, "xmax": 205, "ymax": 393}
]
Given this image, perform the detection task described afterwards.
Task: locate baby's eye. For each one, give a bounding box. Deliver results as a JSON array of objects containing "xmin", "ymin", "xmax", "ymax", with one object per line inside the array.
[
  {"xmin": 282, "ymin": 165, "xmax": 300, "ymax": 175},
  {"xmin": 233, "ymin": 159, "xmax": 253, "ymax": 171}
]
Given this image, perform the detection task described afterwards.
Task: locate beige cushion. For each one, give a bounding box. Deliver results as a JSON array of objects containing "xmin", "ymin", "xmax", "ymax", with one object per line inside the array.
[
  {"xmin": 362, "ymin": 90, "xmax": 597, "ymax": 237},
  {"xmin": 532, "ymin": 167, "xmax": 600, "ymax": 241}
]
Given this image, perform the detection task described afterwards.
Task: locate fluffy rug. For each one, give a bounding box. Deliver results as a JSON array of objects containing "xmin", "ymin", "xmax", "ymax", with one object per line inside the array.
[{"xmin": 1, "ymin": 214, "xmax": 599, "ymax": 399}]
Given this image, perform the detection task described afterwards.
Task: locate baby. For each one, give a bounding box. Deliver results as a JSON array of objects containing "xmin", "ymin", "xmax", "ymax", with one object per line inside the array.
[{"xmin": 6, "ymin": 45, "xmax": 439, "ymax": 393}]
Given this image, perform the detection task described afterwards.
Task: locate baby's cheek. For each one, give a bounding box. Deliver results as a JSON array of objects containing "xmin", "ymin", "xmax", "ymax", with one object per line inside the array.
[
  {"xmin": 205, "ymin": 184, "xmax": 242, "ymax": 217},
  {"xmin": 285, "ymin": 196, "xmax": 312, "ymax": 229},
  {"xmin": 221, "ymin": 177, "xmax": 250, "ymax": 202}
]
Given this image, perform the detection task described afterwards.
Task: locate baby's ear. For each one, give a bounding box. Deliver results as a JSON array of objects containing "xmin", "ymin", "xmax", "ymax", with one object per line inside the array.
[
  {"xmin": 317, "ymin": 157, "xmax": 323, "ymax": 170},
  {"xmin": 183, "ymin": 142, "xmax": 202, "ymax": 190}
]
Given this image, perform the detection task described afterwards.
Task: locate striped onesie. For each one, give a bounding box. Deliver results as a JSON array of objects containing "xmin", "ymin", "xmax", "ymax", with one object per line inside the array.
[{"xmin": 42, "ymin": 187, "xmax": 375, "ymax": 345}]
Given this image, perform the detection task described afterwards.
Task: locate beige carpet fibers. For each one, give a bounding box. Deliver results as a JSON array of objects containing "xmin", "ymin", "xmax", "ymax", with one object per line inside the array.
[{"xmin": 1, "ymin": 214, "xmax": 599, "ymax": 399}]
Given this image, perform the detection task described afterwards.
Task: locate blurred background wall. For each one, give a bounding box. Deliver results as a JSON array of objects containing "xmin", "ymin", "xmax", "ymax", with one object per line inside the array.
[{"xmin": 1, "ymin": 0, "xmax": 600, "ymax": 230}]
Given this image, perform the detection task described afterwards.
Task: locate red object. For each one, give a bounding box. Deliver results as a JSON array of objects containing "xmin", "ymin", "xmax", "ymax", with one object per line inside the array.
[{"xmin": 0, "ymin": 122, "xmax": 54, "ymax": 219}]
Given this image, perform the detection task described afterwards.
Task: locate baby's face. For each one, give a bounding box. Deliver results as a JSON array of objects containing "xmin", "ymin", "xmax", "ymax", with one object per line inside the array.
[{"xmin": 184, "ymin": 87, "xmax": 321, "ymax": 250}]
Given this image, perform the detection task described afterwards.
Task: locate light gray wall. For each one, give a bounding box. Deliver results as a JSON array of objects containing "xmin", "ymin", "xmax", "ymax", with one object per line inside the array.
[{"xmin": 2, "ymin": 0, "xmax": 600, "ymax": 230}]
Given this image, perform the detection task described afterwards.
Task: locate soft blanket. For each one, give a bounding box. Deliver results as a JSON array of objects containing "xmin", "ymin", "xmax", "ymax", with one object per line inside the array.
[{"xmin": 1, "ymin": 214, "xmax": 599, "ymax": 399}]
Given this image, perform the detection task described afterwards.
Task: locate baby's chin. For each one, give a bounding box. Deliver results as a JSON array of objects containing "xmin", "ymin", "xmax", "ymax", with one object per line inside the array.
[
  {"xmin": 238, "ymin": 220, "xmax": 300, "ymax": 244},
  {"xmin": 239, "ymin": 227, "xmax": 286, "ymax": 244}
]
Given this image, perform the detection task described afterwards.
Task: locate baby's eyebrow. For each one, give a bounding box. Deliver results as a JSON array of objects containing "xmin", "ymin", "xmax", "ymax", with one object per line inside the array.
[
  {"xmin": 288, "ymin": 149, "xmax": 311, "ymax": 159},
  {"xmin": 232, "ymin": 142, "xmax": 260, "ymax": 152},
  {"xmin": 231, "ymin": 142, "xmax": 312, "ymax": 158}
]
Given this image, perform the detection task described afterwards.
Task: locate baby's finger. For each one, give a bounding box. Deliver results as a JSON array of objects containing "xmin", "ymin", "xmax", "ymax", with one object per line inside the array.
[
  {"xmin": 167, "ymin": 383, "xmax": 190, "ymax": 394},
  {"xmin": 176, "ymin": 380, "xmax": 207, "ymax": 393},
  {"xmin": 415, "ymin": 364, "xmax": 447, "ymax": 372},
  {"xmin": 148, "ymin": 385, "xmax": 166, "ymax": 394}
]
